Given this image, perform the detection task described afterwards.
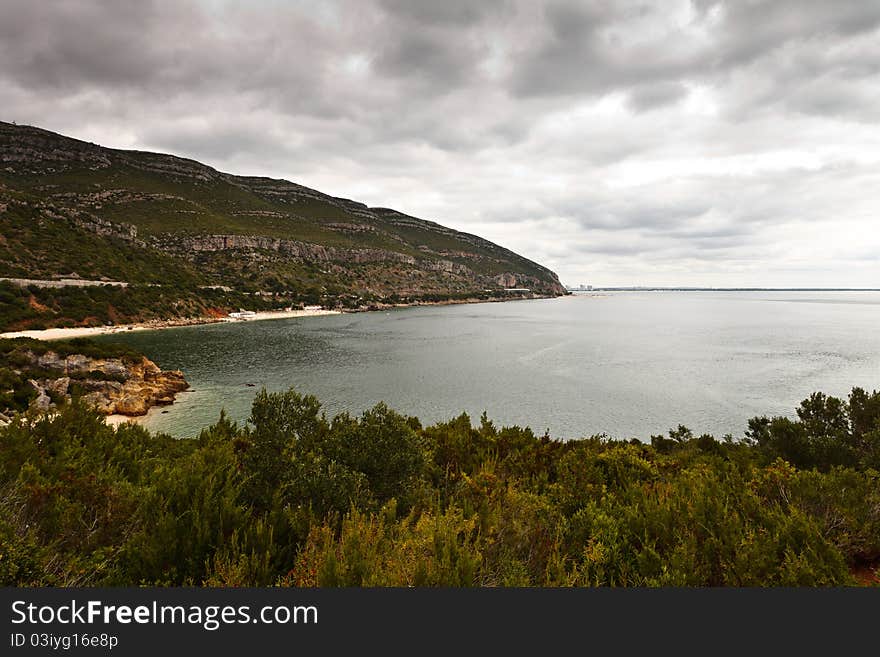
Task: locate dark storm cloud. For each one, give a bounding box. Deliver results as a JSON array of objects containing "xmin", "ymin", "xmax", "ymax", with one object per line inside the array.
[
  {"xmin": 508, "ymin": 1, "xmax": 641, "ymax": 98},
  {"xmin": 545, "ymin": 194, "xmax": 715, "ymax": 232},
  {"xmin": 372, "ymin": 31, "xmax": 479, "ymax": 87},
  {"xmin": 3, "ymin": 1, "xmax": 877, "ymax": 136},
  {"xmin": 0, "ymin": 1, "xmax": 226, "ymax": 93},
  {"xmin": 696, "ymin": 0, "xmax": 880, "ymax": 69},
  {"xmin": 0, "ymin": 0, "xmax": 367, "ymax": 119},
  {"xmin": 143, "ymin": 121, "xmax": 296, "ymax": 163},
  {"xmin": 1, "ymin": 0, "xmax": 878, "ymax": 286},
  {"xmin": 506, "ymin": 0, "xmax": 880, "ymax": 120},
  {"xmin": 379, "ymin": 0, "xmax": 510, "ymax": 26},
  {"xmin": 626, "ymin": 82, "xmax": 690, "ymax": 112}
]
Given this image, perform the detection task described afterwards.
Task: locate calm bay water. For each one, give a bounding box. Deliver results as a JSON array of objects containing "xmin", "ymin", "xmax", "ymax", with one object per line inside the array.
[{"xmin": 97, "ymin": 291, "xmax": 880, "ymax": 440}]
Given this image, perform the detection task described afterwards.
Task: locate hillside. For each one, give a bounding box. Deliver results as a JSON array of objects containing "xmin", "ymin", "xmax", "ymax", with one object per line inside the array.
[{"xmin": 0, "ymin": 121, "xmax": 565, "ymax": 330}]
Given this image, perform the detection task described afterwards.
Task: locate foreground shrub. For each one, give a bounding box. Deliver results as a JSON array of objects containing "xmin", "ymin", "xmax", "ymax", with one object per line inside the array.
[{"xmin": 1, "ymin": 386, "xmax": 878, "ymax": 586}]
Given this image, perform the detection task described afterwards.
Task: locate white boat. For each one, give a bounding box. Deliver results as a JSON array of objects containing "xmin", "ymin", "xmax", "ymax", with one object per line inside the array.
[{"xmin": 228, "ymin": 309, "xmax": 257, "ymax": 320}]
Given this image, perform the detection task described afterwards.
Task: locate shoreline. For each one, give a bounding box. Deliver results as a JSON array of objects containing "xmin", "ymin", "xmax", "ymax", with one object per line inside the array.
[
  {"xmin": 0, "ymin": 308, "xmax": 342, "ymax": 341},
  {"xmin": 105, "ymin": 400, "xmax": 176, "ymax": 428},
  {"xmin": 5, "ymin": 289, "xmax": 864, "ymax": 343},
  {"xmin": 0, "ymin": 294, "xmax": 565, "ymax": 342}
]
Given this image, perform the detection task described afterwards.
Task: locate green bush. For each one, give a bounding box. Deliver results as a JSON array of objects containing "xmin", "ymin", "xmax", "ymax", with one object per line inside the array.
[{"xmin": 1, "ymin": 387, "xmax": 878, "ymax": 587}]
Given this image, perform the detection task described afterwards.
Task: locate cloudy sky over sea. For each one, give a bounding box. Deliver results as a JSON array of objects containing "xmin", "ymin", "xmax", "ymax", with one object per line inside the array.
[{"xmin": 2, "ymin": 0, "xmax": 878, "ymax": 287}]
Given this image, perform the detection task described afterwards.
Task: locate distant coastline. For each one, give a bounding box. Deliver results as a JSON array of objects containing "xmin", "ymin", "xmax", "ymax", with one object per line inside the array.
[
  {"xmin": 0, "ymin": 293, "xmax": 559, "ymax": 342},
  {"xmin": 0, "ymin": 307, "xmax": 341, "ymax": 341}
]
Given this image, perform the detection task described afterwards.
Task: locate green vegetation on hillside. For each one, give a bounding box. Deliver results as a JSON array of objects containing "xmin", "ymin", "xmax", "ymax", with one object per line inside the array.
[
  {"xmin": 2, "ymin": 384, "xmax": 878, "ymax": 587},
  {"xmin": 0, "ymin": 121, "xmax": 565, "ymax": 330},
  {"xmin": 0, "ymin": 281, "xmax": 289, "ymax": 332},
  {"xmin": 0, "ymin": 200, "xmax": 204, "ymax": 285}
]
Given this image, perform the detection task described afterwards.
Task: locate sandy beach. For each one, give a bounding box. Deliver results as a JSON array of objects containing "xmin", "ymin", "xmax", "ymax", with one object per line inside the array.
[{"xmin": 0, "ymin": 307, "xmax": 341, "ymax": 341}]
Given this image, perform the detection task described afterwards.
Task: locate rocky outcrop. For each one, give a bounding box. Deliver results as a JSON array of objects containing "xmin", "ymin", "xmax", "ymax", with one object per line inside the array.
[
  {"xmin": 156, "ymin": 233, "xmax": 423, "ymax": 267},
  {"xmin": 24, "ymin": 350, "xmax": 188, "ymax": 416},
  {"xmin": 424, "ymin": 259, "xmax": 472, "ymax": 275},
  {"xmin": 494, "ymin": 273, "xmax": 519, "ymax": 288}
]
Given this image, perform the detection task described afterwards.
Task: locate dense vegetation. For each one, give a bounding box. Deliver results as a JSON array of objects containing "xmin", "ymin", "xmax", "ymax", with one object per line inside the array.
[
  {"xmin": 2, "ymin": 383, "xmax": 878, "ymax": 587},
  {"xmin": 0, "ymin": 280, "xmax": 292, "ymax": 332},
  {"xmin": 0, "ymin": 121, "xmax": 564, "ymax": 330},
  {"xmin": 0, "ymin": 280, "xmax": 517, "ymax": 332}
]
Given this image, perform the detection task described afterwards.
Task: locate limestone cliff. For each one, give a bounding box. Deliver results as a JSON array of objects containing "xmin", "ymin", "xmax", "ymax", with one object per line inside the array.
[{"xmin": 24, "ymin": 350, "xmax": 188, "ymax": 416}]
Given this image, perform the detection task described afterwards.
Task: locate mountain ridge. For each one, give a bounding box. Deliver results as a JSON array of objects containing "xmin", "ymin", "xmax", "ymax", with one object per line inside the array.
[{"xmin": 0, "ymin": 121, "xmax": 564, "ymax": 330}]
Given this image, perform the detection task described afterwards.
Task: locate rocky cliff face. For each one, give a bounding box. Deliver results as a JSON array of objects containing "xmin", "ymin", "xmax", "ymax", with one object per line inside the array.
[
  {"xmin": 157, "ymin": 233, "xmax": 419, "ymax": 266},
  {"xmin": 25, "ymin": 350, "xmax": 188, "ymax": 416}
]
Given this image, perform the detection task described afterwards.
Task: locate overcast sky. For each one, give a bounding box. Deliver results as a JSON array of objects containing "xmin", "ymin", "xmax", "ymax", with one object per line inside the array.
[{"xmin": 2, "ymin": 0, "xmax": 879, "ymax": 287}]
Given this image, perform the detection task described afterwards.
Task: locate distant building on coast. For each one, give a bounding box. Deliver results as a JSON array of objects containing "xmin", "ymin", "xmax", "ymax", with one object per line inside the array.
[{"xmin": 228, "ymin": 309, "xmax": 256, "ymax": 319}]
